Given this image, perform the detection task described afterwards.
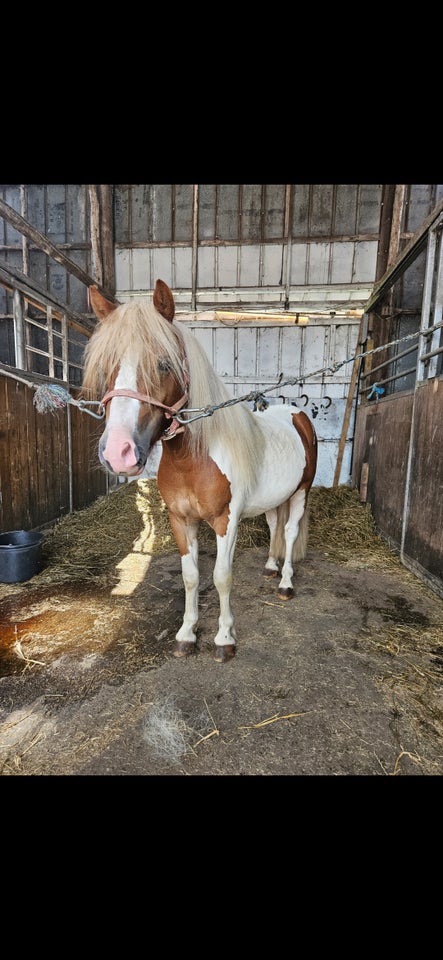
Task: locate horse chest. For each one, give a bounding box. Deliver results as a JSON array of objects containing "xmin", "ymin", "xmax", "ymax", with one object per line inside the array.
[{"xmin": 158, "ymin": 453, "xmax": 232, "ymax": 523}]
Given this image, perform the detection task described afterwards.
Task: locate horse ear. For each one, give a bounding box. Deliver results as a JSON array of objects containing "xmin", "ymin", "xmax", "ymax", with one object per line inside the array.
[
  {"xmin": 153, "ymin": 279, "xmax": 175, "ymax": 323},
  {"xmin": 89, "ymin": 286, "xmax": 118, "ymax": 321}
]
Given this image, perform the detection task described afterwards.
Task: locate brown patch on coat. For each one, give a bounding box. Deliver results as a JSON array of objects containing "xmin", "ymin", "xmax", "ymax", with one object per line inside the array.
[
  {"xmin": 158, "ymin": 439, "xmax": 232, "ymax": 554},
  {"xmin": 291, "ymin": 410, "xmax": 318, "ymax": 489}
]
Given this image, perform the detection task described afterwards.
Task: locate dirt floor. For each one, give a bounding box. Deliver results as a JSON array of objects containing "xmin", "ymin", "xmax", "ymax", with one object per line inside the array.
[{"xmin": 1, "ymin": 484, "xmax": 442, "ymax": 777}]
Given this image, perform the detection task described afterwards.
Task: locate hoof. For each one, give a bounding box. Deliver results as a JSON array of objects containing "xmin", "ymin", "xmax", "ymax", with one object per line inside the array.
[
  {"xmin": 263, "ymin": 567, "xmax": 278, "ymax": 579},
  {"xmin": 277, "ymin": 587, "xmax": 294, "ymax": 601},
  {"xmin": 213, "ymin": 644, "xmax": 236, "ymax": 663},
  {"xmin": 172, "ymin": 640, "xmax": 195, "ymax": 658}
]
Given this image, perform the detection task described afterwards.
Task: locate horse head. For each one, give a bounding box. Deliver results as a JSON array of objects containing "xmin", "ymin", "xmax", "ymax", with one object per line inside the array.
[{"xmin": 86, "ymin": 280, "xmax": 188, "ymax": 477}]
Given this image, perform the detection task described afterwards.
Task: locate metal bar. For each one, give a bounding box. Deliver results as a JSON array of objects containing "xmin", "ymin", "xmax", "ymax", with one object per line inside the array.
[
  {"xmin": 427, "ymin": 232, "xmax": 443, "ymax": 378},
  {"xmin": 359, "ymin": 366, "xmax": 417, "ymax": 393},
  {"xmin": 360, "ymin": 342, "xmax": 418, "ymax": 379},
  {"xmin": 419, "ymin": 344, "xmax": 443, "ymax": 363}
]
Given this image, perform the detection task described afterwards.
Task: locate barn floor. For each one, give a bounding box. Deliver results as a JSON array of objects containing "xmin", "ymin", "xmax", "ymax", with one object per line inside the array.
[{"xmin": 1, "ymin": 492, "xmax": 443, "ymax": 776}]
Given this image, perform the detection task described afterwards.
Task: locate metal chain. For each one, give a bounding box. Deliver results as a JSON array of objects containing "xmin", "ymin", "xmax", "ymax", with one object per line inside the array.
[
  {"xmin": 3, "ymin": 317, "xmax": 441, "ymax": 424},
  {"xmin": 174, "ymin": 318, "xmax": 443, "ymax": 424}
]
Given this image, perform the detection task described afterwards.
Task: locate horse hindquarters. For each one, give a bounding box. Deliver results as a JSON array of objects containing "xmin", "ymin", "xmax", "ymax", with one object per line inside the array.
[{"xmin": 263, "ymin": 409, "xmax": 317, "ymax": 599}]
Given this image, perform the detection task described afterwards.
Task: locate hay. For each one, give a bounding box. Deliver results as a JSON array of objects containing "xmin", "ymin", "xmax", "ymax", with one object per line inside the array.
[
  {"xmin": 39, "ymin": 480, "xmax": 402, "ymax": 585},
  {"xmin": 41, "ymin": 480, "xmax": 175, "ymax": 583},
  {"xmin": 308, "ymin": 485, "xmax": 400, "ymax": 568}
]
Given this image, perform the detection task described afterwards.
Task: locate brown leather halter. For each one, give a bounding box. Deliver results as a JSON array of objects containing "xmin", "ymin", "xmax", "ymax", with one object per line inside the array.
[{"xmin": 100, "ymin": 388, "xmax": 189, "ymax": 439}]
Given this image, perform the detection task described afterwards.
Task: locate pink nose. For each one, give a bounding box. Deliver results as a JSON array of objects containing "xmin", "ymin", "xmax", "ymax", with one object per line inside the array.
[{"xmin": 102, "ymin": 430, "xmax": 139, "ymax": 473}]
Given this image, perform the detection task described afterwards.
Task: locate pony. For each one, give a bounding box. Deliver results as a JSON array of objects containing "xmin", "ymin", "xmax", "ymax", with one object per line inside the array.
[{"xmin": 83, "ymin": 280, "xmax": 318, "ymax": 663}]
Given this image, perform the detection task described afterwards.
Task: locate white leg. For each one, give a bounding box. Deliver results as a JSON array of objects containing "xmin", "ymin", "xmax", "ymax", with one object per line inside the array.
[
  {"xmin": 278, "ymin": 489, "xmax": 306, "ymax": 598},
  {"xmin": 212, "ymin": 523, "xmax": 239, "ymax": 655},
  {"xmin": 175, "ymin": 538, "xmax": 199, "ymax": 646},
  {"xmin": 263, "ymin": 507, "xmax": 279, "ymax": 575}
]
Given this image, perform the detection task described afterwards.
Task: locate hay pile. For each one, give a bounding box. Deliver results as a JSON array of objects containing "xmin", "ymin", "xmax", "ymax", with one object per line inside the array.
[
  {"xmin": 40, "ymin": 480, "xmax": 399, "ymax": 584},
  {"xmin": 41, "ymin": 480, "xmax": 174, "ymax": 582},
  {"xmin": 308, "ymin": 484, "xmax": 400, "ymax": 568}
]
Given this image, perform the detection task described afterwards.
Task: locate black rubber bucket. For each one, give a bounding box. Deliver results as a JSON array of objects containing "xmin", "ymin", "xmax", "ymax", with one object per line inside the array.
[{"xmin": 0, "ymin": 530, "xmax": 44, "ymax": 583}]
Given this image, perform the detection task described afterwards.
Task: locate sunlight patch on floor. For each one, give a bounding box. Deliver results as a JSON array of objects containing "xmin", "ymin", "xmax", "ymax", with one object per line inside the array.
[{"xmin": 111, "ymin": 488, "xmax": 157, "ymax": 596}]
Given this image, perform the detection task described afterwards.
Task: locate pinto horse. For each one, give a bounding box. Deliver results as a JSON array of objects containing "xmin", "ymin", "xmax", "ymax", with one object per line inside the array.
[{"xmin": 83, "ymin": 280, "xmax": 317, "ymax": 662}]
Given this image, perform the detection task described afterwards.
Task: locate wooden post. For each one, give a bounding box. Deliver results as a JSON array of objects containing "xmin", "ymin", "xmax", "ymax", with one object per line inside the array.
[
  {"xmin": 88, "ymin": 185, "xmax": 115, "ymax": 295},
  {"xmin": 333, "ymin": 314, "xmax": 366, "ymax": 487}
]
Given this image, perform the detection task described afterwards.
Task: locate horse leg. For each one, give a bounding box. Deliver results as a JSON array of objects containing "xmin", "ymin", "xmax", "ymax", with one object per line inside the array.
[
  {"xmin": 169, "ymin": 517, "xmax": 200, "ymax": 658},
  {"xmin": 212, "ymin": 524, "xmax": 239, "ymax": 663},
  {"xmin": 263, "ymin": 507, "xmax": 279, "ymax": 578},
  {"xmin": 277, "ymin": 488, "xmax": 307, "ymax": 601}
]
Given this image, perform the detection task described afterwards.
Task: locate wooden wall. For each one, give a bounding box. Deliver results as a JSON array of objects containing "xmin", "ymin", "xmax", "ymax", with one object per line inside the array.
[
  {"xmin": 352, "ymin": 379, "xmax": 443, "ymax": 597},
  {"xmin": 0, "ymin": 371, "xmax": 107, "ymax": 532}
]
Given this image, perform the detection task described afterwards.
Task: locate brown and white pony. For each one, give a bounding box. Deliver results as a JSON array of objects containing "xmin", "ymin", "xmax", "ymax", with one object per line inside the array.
[{"xmin": 83, "ymin": 280, "xmax": 317, "ymax": 662}]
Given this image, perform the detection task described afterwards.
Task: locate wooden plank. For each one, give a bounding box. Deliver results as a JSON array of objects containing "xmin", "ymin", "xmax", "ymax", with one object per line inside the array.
[
  {"xmin": 0, "ymin": 197, "xmax": 116, "ymax": 303},
  {"xmin": 0, "ymin": 261, "xmax": 95, "ymax": 336},
  {"xmin": 333, "ymin": 314, "xmax": 365, "ymax": 486}
]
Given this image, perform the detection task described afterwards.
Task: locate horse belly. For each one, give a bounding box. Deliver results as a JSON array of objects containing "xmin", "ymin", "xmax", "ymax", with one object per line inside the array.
[
  {"xmin": 209, "ymin": 404, "xmax": 309, "ymax": 519},
  {"xmin": 225, "ymin": 431, "xmax": 305, "ymax": 519}
]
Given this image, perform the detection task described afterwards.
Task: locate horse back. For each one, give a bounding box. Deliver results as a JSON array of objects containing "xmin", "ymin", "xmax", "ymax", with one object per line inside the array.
[{"xmin": 291, "ymin": 410, "xmax": 317, "ymax": 488}]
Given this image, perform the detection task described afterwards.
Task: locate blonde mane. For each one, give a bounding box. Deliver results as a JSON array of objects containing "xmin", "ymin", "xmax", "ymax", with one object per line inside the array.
[{"xmin": 82, "ymin": 299, "xmax": 263, "ymax": 496}]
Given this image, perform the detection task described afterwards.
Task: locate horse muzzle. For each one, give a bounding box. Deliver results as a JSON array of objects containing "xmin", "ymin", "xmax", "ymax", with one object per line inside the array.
[{"xmin": 100, "ymin": 430, "xmax": 147, "ymax": 476}]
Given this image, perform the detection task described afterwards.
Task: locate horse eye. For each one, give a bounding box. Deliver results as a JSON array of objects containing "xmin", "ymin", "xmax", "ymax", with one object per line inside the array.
[{"xmin": 159, "ymin": 358, "xmax": 172, "ymax": 373}]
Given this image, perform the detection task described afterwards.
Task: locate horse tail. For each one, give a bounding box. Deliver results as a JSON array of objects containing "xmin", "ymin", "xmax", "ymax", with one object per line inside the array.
[
  {"xmin": 273, "ymin": 498, "xmax": 311, "ymax": 564},
  {"xmin": 273, "ymin": 501, "xmax": 289, "ymax": 562}
]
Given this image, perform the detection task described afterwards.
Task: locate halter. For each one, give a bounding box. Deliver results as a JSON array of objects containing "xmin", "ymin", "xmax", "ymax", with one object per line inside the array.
[{"xmin": 100, "ymin": 387, "xmax": 189, "ymax": 439}]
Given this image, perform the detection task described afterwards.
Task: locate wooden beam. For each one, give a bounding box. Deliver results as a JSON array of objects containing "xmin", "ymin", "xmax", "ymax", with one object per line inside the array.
[
  {"xmin": 375, "ymin": 185, "xmax": 396, "ymax": 282},
  {"xmin": 333, "ymin": 313, "xmax": 366, "ymax": 487},
  {"xmin": 0, "ymin": 262, "xmax": 96, "ymax": 336},
  {"xmin": 88, "ymin": 185, "xmax": 115, "ymax": 294},
  {"xmin": 365, "ymin": 197, "xmax": 443, "ymax": 313},
  {"xmin": 0, "ymin": 197, "xmax": 116, "ymax": 302},
  {"xmin": 387, "ymin": 185, "xmax": 406, "ymax": 268}
]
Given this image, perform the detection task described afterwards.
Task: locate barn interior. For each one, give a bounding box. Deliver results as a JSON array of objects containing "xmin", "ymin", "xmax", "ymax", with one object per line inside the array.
[{"xmin": 0, "ymin": 184, "xmax": 442, "ymax": 777}]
